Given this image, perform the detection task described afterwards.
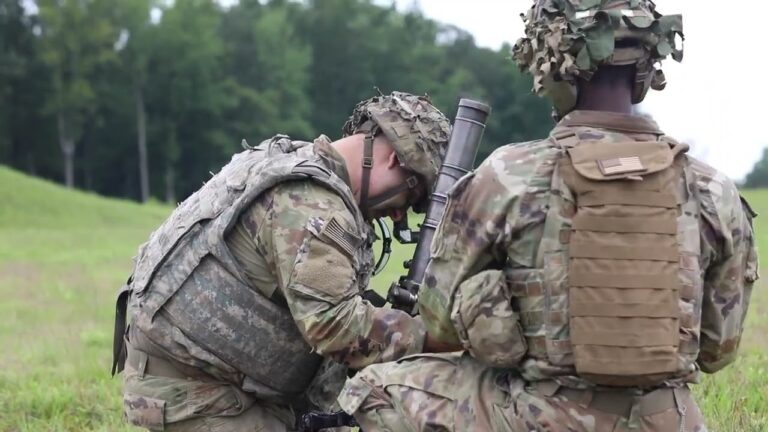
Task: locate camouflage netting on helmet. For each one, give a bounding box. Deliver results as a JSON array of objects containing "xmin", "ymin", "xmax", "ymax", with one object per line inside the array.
[
  {"xmin": 342, "ymin": 91, "xmax": 451, "ymax": 194},
  {"xmin": 512, "ymin": 0, "xmax": 683, "ymax": 110}
]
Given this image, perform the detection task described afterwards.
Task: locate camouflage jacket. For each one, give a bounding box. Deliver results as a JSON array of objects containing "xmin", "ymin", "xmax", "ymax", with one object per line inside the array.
[
  {"xmin": 419, "ymin": 110, "xmax": 758, "ymax": 386},
  {"xmin": 226, "ymin": 136, "xmax": 426, "ymax": 369},
  {"xmin": 126, "ymin": 135, "xmax": 425, "ymax": 398}
]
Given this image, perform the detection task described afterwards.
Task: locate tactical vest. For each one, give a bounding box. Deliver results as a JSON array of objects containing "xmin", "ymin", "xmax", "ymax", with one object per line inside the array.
[
  {"xmin": 123, "ymin": 136, "xmax": 372, "ymax": 400},
  {"xmin": 508, "ymin": 128, "xmax": 703, "ymax": 388}
]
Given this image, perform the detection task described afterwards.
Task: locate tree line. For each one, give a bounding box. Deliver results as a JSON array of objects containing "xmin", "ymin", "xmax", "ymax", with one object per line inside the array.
[
  {"xmin": 0, "ymin": 0, "xmax": 555, "ymax": 202},
  {"xmin": 744, "ymin": 148, "xmax": 768, "ymax": 188}
]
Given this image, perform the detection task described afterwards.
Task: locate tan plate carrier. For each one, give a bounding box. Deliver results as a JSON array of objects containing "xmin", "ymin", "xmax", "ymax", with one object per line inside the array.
[{"xmin": 559, "ymin": 139, "xmax": 687, "ymax": 387}]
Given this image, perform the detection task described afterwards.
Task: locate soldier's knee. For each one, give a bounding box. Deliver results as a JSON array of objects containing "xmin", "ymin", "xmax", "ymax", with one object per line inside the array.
[
  {"xmin": 339, "ymin": 370, "xmax": 394, "ymax": 415},
  {"xmin": 356, "ymin": 408, "xmax": 418, "ymax": 432},
  {"xmin": 123, "ymin": 392, "xmax": 166, "ymax": 431},
  {"xmin": 338, "ymin": 371, "xmax": 418, "ymax": 432}
]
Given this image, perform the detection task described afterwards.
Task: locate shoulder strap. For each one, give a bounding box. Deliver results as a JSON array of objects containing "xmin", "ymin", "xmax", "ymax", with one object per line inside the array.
[
  {"xmin": 292, "ymin": 159, "xmax": 333, "ymax": 179},
  {"xmin": 111, "ymin": 277, "xmax": 132, "ymax": 375},
  {"xmin": 549, "ymin": 128, "xmax": 579, "ymax": 149}
]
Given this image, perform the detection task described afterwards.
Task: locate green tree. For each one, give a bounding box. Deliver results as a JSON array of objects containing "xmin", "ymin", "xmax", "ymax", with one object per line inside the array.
[
  {"xmin": 0, "ymin": 0, "xmax": 57, "ymax": 177},
  {"xmin": 113, "ymin": 0, "xmax": 157, "ymax": 202},
  {"xmin": 299, "ymin": 0, "xmax": 398, "ymax": 136},
  {"xmin": 148, "ymin": 0, "xmax": 233, "ymax": 202},
  {"xmin": 744, "ymin": 147, "xmax": 768, "ymax": 188},
  {"xmin": 37, "ymin": 0, "xmax": 118, "ymax": 188},
  {"xmin": 3, "ymin": 0, "xmax": 556, "ymax": 202},
  {"xmin": 459, "ymin": 42, "xmax": 553, "ymax": 161},
  {"xmin": 297, "ymin": 2, "xmax": 551, "ymax": 155},
  {"xmin": 0, "ymin": 0, "xmax": 26, "ymax": 162},
  {"xmin": 220, "ymin": 0, "xmax": 313, "ymax": 142}
]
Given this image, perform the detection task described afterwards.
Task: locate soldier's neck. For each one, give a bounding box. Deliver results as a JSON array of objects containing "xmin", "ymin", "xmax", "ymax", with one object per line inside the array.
[
  {"xmin": 574, "ymin": 86, "xmax": 634, "ymax": 114},
  {"xmin": 574, "ymin": 65, "xmax": 636, "ymax": 114},
  {"xmin": 331, "ymin": 135, "xmax": 364, "ymax": 202}
]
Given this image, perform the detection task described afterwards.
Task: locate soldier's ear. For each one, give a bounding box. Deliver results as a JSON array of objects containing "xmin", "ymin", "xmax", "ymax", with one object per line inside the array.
[{"xmin": 386, "ymin": 150, "xmax": 400, "ymax": 170}]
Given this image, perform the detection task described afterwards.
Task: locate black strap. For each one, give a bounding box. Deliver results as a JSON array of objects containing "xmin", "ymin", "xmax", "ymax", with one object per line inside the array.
[
  {"xmin": 359, "ymin": 131, "xmax": 420, "ymax": 217},
  {"xmin": 111, "ymin": 280, "xmax": 132, "ymax": 376},
  {"xmin": 298, "ymin": 411, "xmax": 358, "ymax": 432},
  {"xmin": 365, "ymin": 175, "xmax": 419, "ymax": 210},
  {"xmin": 361, "ymin": 289, "xmax": 387, "ymax": 307},
  {"xmin": 359, "ymin": 132, "xmax": 375, "ymax": 218}
]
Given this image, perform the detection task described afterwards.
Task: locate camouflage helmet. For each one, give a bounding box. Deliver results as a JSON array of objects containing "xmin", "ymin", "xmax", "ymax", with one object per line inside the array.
[
  {"xmin": 342, "ymin": 91, "xmax": 451, "ymax": 203},
  {"xmin": 512, "ymin": 0, "xmax": 684, "ymax": 117}
]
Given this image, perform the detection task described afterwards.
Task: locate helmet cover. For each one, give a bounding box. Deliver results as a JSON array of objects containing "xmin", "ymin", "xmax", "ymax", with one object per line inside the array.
[
  {"xmin": 512, "ymin": 0, "xmax": 683, "ymax": 116},
  {"xmin": 342, "ymin": 91, "xmax": 452, "ymax": 202}
]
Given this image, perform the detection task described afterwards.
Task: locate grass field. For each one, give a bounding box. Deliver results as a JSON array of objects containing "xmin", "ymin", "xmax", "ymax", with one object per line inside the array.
[{"xmin": 0, "ymin": 165, "xmax": 765, "ymax": 431}]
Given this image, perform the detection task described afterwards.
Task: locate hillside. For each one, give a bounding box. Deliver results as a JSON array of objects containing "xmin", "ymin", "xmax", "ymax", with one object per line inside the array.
[
  {"xmin": 0, "ymin": 165, "xmax": 170, "ymax": 230},
  {"xmin": 0, "ymin": 166, "xmax": 170, "ymax": 431}
]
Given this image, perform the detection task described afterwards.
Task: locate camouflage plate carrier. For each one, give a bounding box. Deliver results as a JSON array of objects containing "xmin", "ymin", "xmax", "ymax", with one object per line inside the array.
[{"xmin": 113, "ymin": 136, "xmax": 373, "ymax": 401}]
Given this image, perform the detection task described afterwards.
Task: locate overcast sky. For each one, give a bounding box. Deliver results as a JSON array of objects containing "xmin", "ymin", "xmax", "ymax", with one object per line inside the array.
[{"xmin": 382, "ymin": 0, "xmax": 766, "ymax": 181}]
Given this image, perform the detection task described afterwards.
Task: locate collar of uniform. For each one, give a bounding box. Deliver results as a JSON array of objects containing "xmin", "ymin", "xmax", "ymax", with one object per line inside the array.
[
  {"xmin": 314, "ymin": 135, "xmax": 352, "ymax": 188},
  {"xmin": 558, "ymin": 110, "xmax": 664, "ymax": 135}
]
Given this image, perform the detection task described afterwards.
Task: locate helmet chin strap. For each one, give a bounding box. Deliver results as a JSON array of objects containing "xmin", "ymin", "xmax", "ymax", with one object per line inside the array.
[
  {"xmin": 631, "ymin": 59, "xmax": 655, "ymax": 104},
  {"xmin": 365, "ymin": 175, "xmax": 419, "ymax": 212},
  {"xmin": 359, "ymin": 131, "xmax": 375, "ymax": 220},
  {"xmin": 358, "ymin": 131, "xmax": 420, "ymax": 219}
]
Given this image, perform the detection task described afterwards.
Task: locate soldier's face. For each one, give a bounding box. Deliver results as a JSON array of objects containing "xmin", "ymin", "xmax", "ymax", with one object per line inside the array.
[
  {"xmin": 365, "ymin": 149, "xmax": 423, "ymax": 221},
  {"xmin": 366, "ymin": 189, "xmax": 412, "ymax": 221}
]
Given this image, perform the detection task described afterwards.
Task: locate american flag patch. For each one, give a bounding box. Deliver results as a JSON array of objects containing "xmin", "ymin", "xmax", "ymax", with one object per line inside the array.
[
  {"xmin": 320, "ymin": 216, "xmax": 362, "ymax": 257},
  {"xmin": 597, "ymin": 156, "xmax": 646, "ymax": 176}
]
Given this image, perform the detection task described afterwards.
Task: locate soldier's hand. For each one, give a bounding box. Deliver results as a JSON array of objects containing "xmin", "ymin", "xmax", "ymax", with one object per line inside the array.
[{"xmin": 424, "ymin": 333, "xmax": 462, "ymax": 353}]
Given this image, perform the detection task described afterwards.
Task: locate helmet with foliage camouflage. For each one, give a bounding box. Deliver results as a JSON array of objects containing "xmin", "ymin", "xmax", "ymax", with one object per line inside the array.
[
  {"xmin": 512, "ymin": 0, "xmax": 684, "ymax": 117},
  {"xmin": 342, "ymin": 91, "xmax": 451, "ymax": 212}
]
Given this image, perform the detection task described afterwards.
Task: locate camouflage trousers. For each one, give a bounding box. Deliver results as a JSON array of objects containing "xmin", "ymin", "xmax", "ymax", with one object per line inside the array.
[
  {"xmin": 123, "ymin": 363, "xmax": 294, "ymax": 431},
  {"xmin": 338, "ymin": 352, "xmax": 707, "ymax": 432}
]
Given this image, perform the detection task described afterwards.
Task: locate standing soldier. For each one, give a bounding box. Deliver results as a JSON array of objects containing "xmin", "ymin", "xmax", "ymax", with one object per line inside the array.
[
  {"xmin": 339, "ymin": 2, "xmax": 759, "ymax": 431},
  {"xmin": 112, "ymin": 91, "xmax": 455, "ymax": 431}
]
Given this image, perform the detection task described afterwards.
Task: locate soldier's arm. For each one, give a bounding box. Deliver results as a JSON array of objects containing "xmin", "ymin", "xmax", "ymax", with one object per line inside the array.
[
  {"xmin": 419, "ymin": 143, "xmax": 550, "ymax": 345},
  {"xmin": 262, "ymin": 181, "xmax": 426, "ymax": 369},
  {"xmin": 698, "ymin": 178, "xmax": 759, "ymax": 373}
]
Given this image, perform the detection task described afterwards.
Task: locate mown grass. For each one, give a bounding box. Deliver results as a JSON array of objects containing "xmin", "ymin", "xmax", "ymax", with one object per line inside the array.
[
  {"xmin": 0, "ymin": 166, "xmax": 168, "ymax": 431},
  {"xmin": 0, "ymin": 165, "xmax": 765, "ymax": 431}
]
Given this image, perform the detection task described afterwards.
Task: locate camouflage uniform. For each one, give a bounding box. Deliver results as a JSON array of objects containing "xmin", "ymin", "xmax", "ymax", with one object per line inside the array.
[
  {"xmin": 339, "ymin": 111, "xmax": 758, "ymax": 431},
  {"xmin": 115, "ymin": 93, "xmax": 452, "ymax": 431},
  {"xmin": 120, "ymin": 136, "xmax": 424, "ymax": 431},
  {"xmin": 341, "ymin": 2, "xmax": 756, "ymax": 431}
]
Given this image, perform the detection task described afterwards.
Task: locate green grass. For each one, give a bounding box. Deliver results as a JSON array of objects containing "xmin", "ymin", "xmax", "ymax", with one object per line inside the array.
[
  {"xmin": 0, "ymin": 166, "xmax": 168, "ymax": 431},
  {"xmin": 0, "ymin": 165, "xmax": 765, "ymax": 431}
]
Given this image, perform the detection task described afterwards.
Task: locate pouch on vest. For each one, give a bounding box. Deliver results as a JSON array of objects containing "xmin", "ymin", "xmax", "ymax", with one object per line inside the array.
[
  {"xmin": 450, "ymin": 269, "xmax": 527, "ymax": 368},
  {"xmin": 560, "ymin": 140, "xmax": 686, "ymax": 387}
]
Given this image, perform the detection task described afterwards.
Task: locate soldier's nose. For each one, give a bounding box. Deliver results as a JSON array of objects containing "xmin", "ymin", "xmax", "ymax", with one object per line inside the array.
[{"xmin": 389, "ymin": 209, "xmax": 404, "ymax": 222}]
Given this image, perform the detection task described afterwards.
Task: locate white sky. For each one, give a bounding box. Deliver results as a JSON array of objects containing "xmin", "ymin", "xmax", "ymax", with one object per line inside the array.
[{"xmin": 385, "ymin": 0, "xmax": 767, "ymax": 181}]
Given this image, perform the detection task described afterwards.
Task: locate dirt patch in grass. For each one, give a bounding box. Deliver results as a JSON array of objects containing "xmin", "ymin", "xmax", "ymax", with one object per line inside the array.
[{"xmin": 0, "ymin": 261, "xmax": 42, "ymax": 288}]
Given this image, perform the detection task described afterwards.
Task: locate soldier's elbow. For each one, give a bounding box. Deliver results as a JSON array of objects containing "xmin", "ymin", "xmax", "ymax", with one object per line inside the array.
[{"xmin": 697, "ymin": 352, "xmax": 738, "ymax": 374}]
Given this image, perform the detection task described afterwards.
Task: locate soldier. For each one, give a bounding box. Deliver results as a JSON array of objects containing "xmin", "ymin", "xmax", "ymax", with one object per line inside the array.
[
  {"xmin": 339, "ymin": 2, "xmax": 758, "ymax": 431},
  {"xmin": 112, "ymin": 91, "xmax": 457, "ymax": 431}
]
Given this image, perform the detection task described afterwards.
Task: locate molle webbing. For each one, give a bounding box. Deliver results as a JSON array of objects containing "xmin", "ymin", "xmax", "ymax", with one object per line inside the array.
[{"xmin": 561, "ymin": 140, "xmax": 682, "ymax": 387}]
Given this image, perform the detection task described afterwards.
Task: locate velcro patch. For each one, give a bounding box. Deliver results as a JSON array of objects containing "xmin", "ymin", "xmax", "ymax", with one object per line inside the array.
[
  {"xmin": 597, "ymin": 156, "xmax": 646, "ymax": 176},
  {"xmin": 293, "ymin": 237, "xmax": 356, "ymax": 300},
  {"xmin": 319, "ymin": 215, "xmax": 362, "ymax": 258}
]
